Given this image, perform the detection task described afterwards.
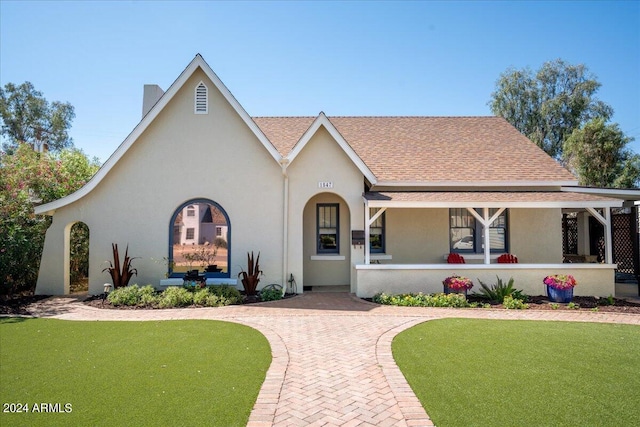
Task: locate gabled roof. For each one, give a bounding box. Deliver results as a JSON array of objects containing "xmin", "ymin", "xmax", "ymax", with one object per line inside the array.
[
  {"xmin": 254, "ymin": 113, "xmax": 376, "ymax": 183},
  {"xmin": 254, "ymin": 116, "xmax": 578, "ymax": 186},
  {"xmin": 36, "ymin": 54, "xmax": 281, "ymax": 215},
  {"xmin": 35, "ymin": 55, "xmax": 580, "ymax": 216}
]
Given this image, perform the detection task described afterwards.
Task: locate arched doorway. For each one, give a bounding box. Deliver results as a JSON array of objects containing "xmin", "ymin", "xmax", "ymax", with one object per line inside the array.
[
  {"xmin": 64, "ymin": 221, "xmax": 90, "ymax": 294},
  {"xmin": 302, "ymin": 193, "xmax": 351, "ymax": 289},
  {"xmin": 168, "ymin": 199, "xmax": 231, "ymax": 278}
]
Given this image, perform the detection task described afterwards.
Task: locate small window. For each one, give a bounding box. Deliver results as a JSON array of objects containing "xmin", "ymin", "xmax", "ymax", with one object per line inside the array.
[
  {"xmin": 186, "ymin": 228, "xmax": 195, "ymax": 240},
  {"xmin": 370, "ymin": 208, "xmax": 385, "ymax": 253},
  {"xmin": 186, "ymin": 206, "xmax": 195, "ymax": 217},
  {"xmin": 216, "ymin": 227, "xmax": 222, "ymax": 237},
  {"xmin": 317, "ymin": 204, "xmax": 339, "ymax": 253},
  {"xmin": 195, "ymin": 81, "xmax": 208, "ymax": 114}
]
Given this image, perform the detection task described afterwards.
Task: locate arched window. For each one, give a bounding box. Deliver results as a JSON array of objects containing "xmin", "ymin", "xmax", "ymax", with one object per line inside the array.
[{"xmin": 169, "ymin": 199, "xmax": 230, "ymax": 278}]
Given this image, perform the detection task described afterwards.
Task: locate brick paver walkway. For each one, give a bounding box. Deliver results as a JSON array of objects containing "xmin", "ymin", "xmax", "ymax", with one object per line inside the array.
[{"xmin": 21, "ymin": 293, "xmax": 640, "ymax": 427}]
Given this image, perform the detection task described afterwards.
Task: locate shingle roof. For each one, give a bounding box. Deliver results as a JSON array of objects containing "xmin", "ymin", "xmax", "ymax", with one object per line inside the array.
[{"xmin": 252, "ymin": 116, "xmax": 577, "ymax": 184}]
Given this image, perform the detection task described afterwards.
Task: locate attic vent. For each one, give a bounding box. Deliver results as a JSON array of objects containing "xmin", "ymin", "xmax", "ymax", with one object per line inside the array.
[{"xmin": 195, "ymin": 81, "xmax": 208, "ymax": 114}]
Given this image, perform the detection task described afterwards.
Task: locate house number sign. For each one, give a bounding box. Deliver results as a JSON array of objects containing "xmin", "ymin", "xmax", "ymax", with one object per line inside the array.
[{"xmin": 318, "ymin": 181, "xmax": 334, "ymax": 189}]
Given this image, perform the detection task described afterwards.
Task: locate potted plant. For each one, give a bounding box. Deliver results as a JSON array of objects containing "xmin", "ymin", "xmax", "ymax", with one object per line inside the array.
[
  {"xmin": 442, "ymin": 275, "xmax": 473, "ymax": 296},
  {"xmin": 543, "ymin": 274, "xmax": 577, "ymax": 303}
]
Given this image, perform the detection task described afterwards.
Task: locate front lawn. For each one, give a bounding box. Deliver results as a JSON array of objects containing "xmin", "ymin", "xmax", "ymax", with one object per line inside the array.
[
  {"xmin": 393, "ymin": 319, "xmax": 640, "ymax": 427},
  {"xmin": 0, "ymin": 318, "xmax": 271, "ymax": 427}
]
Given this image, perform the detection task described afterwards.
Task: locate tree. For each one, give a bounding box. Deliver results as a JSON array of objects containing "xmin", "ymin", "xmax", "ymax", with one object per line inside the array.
[
  {"xmin": 0, "ymin": 145, "xmax": 100, "ymax": 296},
  {"xmin": 489, "ymin": 59, "xmax": 613, "ymax": 159},
  {"xmin": 0, "ymin": 82, "xmax": 75, "ymax": 153},
  {"xmin": 563, "ymin": 118, "xmax": 639, "ymax": 188}
]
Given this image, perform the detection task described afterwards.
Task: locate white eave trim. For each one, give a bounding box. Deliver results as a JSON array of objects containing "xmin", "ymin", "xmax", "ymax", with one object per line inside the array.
[
  {"xmin": 561, "ymin": 186, "xmax": 640, "ymax": 202},
  {"xmin": 374, "ymin": 180, "xmax": 579, "ymax": 188},
  {"xmin": 35, "ymin": 54, "xmax": 282, "ymax": 215},
  {"xmin": 286, "ymin": 112, "xmax": 377, "ymax": 184},
  {"xmin": 363, "ymin": 198, "xmax": 623, "ymax": 209}
]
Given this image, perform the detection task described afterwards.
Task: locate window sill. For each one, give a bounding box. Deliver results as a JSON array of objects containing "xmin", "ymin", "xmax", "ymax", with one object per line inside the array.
[
  {"xmin": 160, "ymin": 278, "xmax": 237, "ymax": 288},
  {"xmin": 311, "ymin": 255, "xmax": 346, "ymax": 261},
  {"xmin": 371, "ymin": 254, "xmax": 392, "ymax": 260}
]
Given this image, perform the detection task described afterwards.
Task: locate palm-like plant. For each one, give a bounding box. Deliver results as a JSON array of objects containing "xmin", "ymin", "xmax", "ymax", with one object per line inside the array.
[
  {"xmin": 238, "ymin": 251, "xmax": 262, "ymax": 296},
  {"xmin": 102, "ymin": 243, "xmax": 138, "ymax": 288}
]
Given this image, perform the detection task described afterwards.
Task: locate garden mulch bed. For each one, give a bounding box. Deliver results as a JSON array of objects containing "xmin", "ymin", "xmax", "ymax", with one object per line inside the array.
[
  {"xmin": 2, "ymin": 293, "xmax": 640, "ymax": 315},
  {"xmin": 466, "ymin": 295, "xmax": 640, "ymax": 313},
  {"xmin": 79, "ymin": 292, "xmax": 297, "ymax": 310}
]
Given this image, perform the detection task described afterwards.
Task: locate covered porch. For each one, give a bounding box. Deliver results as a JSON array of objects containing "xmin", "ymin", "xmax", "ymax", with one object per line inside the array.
[{"xmin": 354, "ymin": 190, "xmax": 624, "ymax": 298}]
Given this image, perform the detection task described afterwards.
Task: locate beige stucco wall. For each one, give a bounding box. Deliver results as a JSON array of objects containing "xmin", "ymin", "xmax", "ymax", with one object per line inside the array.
[
  {"xmin": 37, "ymin": 67, "xmax": 285, "ymax": 295},
  {"xmin": 510, "ymin": 208, "xmax": 563, "ymax": 263},
  {"xmin": 384, "ymin": 208, "xmax": 449, "ymax": 263},
  {"xmin": 355, "ymin": 264, "xmax": 615, "ymax": 298},
  {"xmin": 286, "ymin": 126, "xmax": 365, "ymax": 291}
]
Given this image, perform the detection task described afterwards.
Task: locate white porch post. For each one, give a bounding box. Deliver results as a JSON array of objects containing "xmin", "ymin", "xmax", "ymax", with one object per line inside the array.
[
  {"xmin": 466, "ymin": 207, "xmax": 506, "ymax": 265},
  {"xmin": 365, "ymin": 203, "xmax": 371, "ymax": 265},
  {"xmin": 586, "ymin": 207, "xmax": 613, "ymax": 264},
  {"xmin": 365, "ymin": 207, "xmax": 387, "ymax": 265},
  {"xmin": 483, "ymin": 208, "xmax": 491, "ymax": 265}
]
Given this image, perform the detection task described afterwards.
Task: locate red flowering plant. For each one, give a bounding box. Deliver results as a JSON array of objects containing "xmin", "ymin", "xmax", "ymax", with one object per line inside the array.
[
  {"xmin": 543, "ymin": 274, "xmax": 577, "ymax": 290},
  {"xmin": 442, "ymin": 275, "xmax": 473, "ymax": 291}
]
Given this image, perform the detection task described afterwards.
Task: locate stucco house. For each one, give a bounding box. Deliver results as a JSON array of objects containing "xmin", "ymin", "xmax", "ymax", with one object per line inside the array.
[{"xmin": 35, "ymin": 54, "xmax": 637, "ymax": 298}]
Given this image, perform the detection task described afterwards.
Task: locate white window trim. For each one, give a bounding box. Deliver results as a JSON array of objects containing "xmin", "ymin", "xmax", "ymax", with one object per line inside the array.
[{"xmin": 195, "ymin": 81, "xmax": 208, "ymax": 114}]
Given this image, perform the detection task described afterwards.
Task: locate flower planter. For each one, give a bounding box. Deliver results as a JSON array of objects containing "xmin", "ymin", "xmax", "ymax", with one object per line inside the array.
[{"xmin": 547, "ymin": 286, "xmax": 574, "ymax": 303}]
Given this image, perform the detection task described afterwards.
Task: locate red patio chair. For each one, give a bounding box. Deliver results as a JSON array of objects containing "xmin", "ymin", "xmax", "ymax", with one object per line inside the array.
[
  {"xmin": 497, "ymin": 253, "xmax": 518, "ymax": 263},
  {"xmin": 447, "ymin": 253, "xmax": 466, "ymax": 264}
]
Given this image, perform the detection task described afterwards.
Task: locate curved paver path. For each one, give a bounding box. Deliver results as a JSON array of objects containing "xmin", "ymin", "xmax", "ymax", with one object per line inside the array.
[{"xmin": 21, "ymin": 293, "xmax": 640, "ymax": 427}]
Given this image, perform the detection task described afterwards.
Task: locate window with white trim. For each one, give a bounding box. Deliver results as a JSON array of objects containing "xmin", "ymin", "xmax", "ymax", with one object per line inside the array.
[
  {"xmin": 195, "ymin": 81, "xmax": 208, "ymax": 114},
  {"xmin": 450, "ymin": 208, "xmax": 507, "ymax": 253},
  {"xmin": 317, "ymin": 204, "xmax": 339, "ymax": 253},
  {"xmin": 370, "ymin": 208, "xmax": 385, "ymax": 253},
  {"xmin": 186, "ymin": 228, "xmax": 195, "ymax": 240}
]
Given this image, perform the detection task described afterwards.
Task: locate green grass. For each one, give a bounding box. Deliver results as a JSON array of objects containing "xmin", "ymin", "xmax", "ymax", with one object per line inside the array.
[
  {"xmin": 0, "ymin": 318, "xmax": 271, "ymax": 427},
  {"xmin": 393, "ymin": 319, "xmax": 640, "ymax": 427}
]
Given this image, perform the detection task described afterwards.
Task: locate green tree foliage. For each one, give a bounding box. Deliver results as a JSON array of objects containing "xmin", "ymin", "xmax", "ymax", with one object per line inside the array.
[
  {"xmin": 489, "ymin": 59, "xmax": 613, "ymax": 159},
  {"xmin": 0, "ymin": 82, "xmax": 75, "ymax": 152},
  {"xmin": 0, "ymin": 144, "xmax": 100, "ymax": 296},
  {"xmin": 564, "ymin": 118, "xmax": 639, "ymax": 188}
]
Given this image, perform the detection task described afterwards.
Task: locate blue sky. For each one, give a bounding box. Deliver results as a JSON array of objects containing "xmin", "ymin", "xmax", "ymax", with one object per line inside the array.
[{"xmin": 1, "ymin": 1, "xmax": 639, "ymax": 162}]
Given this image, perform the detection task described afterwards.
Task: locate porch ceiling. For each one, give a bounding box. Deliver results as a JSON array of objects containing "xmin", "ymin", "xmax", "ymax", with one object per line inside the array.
[{"xmin": 364, "ymin": 191, "xmax": 624, "ymax": 208}]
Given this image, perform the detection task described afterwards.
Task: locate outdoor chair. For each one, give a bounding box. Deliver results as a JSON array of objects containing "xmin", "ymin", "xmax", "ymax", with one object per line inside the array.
[
  {"xmin": 497, "ymin": 253, "xmax": 518, "ymax": 263},
  {"xmin": 447, "ymin": 253, "xmax": 466, "ymax": 264}
]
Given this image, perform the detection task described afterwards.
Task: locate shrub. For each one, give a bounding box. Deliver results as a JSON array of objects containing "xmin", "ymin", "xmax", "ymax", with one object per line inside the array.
[
  {"xmin": 213, "ymin": 237, "xmax": 227, "ymax": 249},
  {"xmin": 260, "ymin": 284, "xmax": 283, "ymax": 302},
  {"xmin": 193, "ymin": 289, "xmax": 211, "ymax": 306},
  {"xmin": 477, "ymin": 276, "xmax": 527, "ymax": 303},
  {"xmin": 373, "ymin": 292, "xmax": 472, "ymax": 308},
  {"xmin": 107, "ymin": 284, "xmax": 143, "ymax": 306},
  {"xmin": 503, "ymin": 295, "xmax": 529, "ymax": 309},
  {"xmin": 209, "ymin": 285, "xmax": 242, "ymax": 304},
  {"xmin": 158, "ymin": 286, "xmax": 194, "ymax": 308}
]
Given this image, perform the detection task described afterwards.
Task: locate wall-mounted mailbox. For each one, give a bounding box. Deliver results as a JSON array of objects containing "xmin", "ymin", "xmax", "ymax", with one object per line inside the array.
[{"xmin": 351, "ymin": 230, "xmax": 365, "ymax": 246}]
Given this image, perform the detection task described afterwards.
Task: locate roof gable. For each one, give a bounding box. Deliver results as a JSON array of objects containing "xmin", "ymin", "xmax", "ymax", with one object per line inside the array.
[
  {"xmin": 254, "ymin": 112, "xmax": 376, "ymax": 183},
  {"xmin": 36, "ymin": 54, "xmax": 281, "ymax": 215}
]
